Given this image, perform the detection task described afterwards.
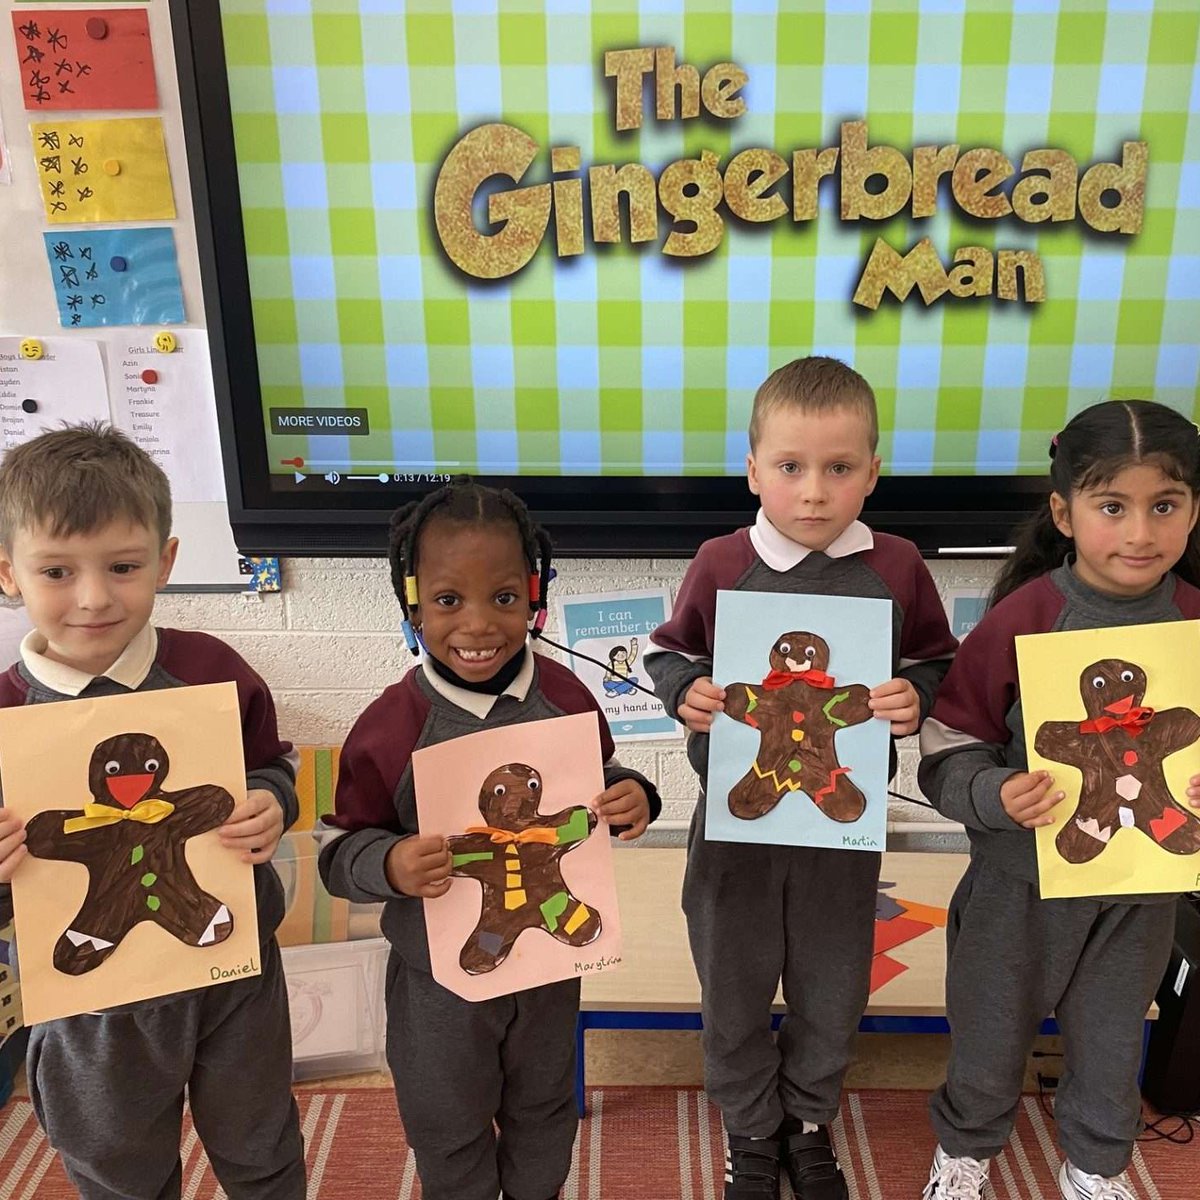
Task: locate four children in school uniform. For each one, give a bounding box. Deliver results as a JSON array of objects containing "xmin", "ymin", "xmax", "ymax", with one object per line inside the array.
[{"xmin": 0, "ymin": 374, "xmax": 1196, "ymax": 1200}]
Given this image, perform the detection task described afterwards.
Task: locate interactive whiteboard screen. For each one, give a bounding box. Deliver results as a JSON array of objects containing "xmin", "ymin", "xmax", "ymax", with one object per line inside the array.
[{"xmin": 179, "ymin": 1, "xmax": 1200, "ymax": 552}]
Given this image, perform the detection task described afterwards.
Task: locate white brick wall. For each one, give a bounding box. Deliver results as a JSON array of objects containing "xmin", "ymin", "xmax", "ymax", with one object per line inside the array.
[{"xmin": 154, "ymin": 554, "xmax": 1001, "ymax": 838}]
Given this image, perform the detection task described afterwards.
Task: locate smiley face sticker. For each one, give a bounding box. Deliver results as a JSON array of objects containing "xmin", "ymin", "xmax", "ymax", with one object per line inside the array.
[
  {"xmin": 19, "ymin": 339, "xmax": 44, "ymax": 361},
  {"xmin": 153, "ymin": 330, "xmax": 177, "ymax": 354}
]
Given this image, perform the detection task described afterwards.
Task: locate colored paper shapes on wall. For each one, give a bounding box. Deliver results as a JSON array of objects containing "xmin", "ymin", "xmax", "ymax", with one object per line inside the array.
[
  {"xmin": 869, "ymin": 880, "xmax": 947, "ymax": 996},
  {"xmin": 44, "ymin": 229, "xmax": 184, "ymax": 329},
  {"xmin": 274, "ymin": 831, "xmax": 350, "ymax": 949},
  {"xmin": 0, "ymin": 683, "xmax": 260, "ymax": 1023},
  {"xmin": 240, "ymin": 556, "xmax": 282, "ymax": 594},
  {"xmin": 0, "ymin": 336, "xmax": 110, "ymax": 450},
  {"xmin": 32, "ymin": 117, "xmax": 174, "ymax": 223},
  {"xmin": 415, "ymin": 713, "xmax": 623, "ymax": 1002},
  {"xmin": 12, "ymin": 9, "xmax": 158, "ymax": 111}
]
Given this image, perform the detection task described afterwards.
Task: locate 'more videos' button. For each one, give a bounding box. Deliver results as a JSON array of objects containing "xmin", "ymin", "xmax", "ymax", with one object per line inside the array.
[{"xmin": 270, "ymin": 407, "xmax": 370, "ymax": 435}]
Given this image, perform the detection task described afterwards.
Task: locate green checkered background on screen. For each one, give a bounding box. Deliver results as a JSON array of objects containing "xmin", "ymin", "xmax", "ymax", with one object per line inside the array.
[{"xmin": 218, "ymin": 0, "xmax": 1200, "ymax": 478}]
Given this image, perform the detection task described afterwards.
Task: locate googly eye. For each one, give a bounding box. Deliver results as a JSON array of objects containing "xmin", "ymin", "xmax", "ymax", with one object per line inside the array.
[
  {"xmin": 104, "ymin": 760, "xmax": 120, "ymax": 775},
  {"xmin": 492, "ymin": 784, "xmax": 507, "ymax": 797},
  {"xmin": 1120, "ymin": 670, "xmax": 1134, "ymax": 683},
  {"xmin": 1091, "ymin": 676, "xmax": 1106, "ymax": 689},
  {"xmin": 804, "ymin": 645, "xmax": 817, "ymax": 659},
  {"xmin": 779, "ymin": 641, "xmax": 792, "ymax": 655},
  {"xmin": 144, "ymin": 758, "xmax": 159, "ymax": 772},
  {"xmin": 528, "ymin": 777, "xmax": 540, "ymax": 791}
]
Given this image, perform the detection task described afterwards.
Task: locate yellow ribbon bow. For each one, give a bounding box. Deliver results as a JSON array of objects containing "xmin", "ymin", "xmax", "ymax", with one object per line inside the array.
[
  {"xmin": 466, "ymin": 824, "xmax": 559, "ymax": 846},
  {"xmin": 63, "ymin": 798, "xmax": 176, "ymax": 836}
]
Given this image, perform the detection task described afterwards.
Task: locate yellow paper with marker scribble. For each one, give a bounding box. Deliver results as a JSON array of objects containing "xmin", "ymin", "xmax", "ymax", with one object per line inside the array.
[
  {"xmin": 1017, "ymin": 621, "xmax": 1200, "ymax": 899},
  {"xmin": 32, "ymin": 117, "xmax": 174, "ymax": 224}
]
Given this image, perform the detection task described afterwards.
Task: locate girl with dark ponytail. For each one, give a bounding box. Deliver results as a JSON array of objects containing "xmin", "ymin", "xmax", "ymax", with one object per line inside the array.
[
  {"xmin": 991, "ymin": 399, "xmax": 1200, "ymax": 605},
  {"xmin": 319, "ymin": 476, "xmax": 659, "ymax": 1200},
  {"xmin": 920, "ymin": 401, "xmax": 1200, "ymax": 1200}
]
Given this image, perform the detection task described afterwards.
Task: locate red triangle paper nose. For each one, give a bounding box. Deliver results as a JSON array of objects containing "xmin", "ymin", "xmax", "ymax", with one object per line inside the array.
[
  {"xmin": 1106, "ymin": 694, "xmax": 1135, "ymax": 715},
  {"xmin": 106, "ymin": 773, "xmax": 154, "ymax": 809}
]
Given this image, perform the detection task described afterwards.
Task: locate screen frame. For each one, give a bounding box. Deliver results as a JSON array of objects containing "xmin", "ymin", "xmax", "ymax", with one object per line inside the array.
[{"xmin": 172, "ymin": 0, "xmax": 1049, "ymax": 559}]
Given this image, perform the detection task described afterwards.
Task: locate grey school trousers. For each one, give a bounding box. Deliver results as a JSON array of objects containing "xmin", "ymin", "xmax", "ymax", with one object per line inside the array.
[
  {"xmin": 385, "ymin": 952, "xmax": 579, "ymax": 1200},
  {"xmin": 28, "ymin": 937, "xmax": 305, "ymax": 1200},
  {"xmin": 683, "ymin": 792, "xmax": 881, "ymax": 1136},
  {"xmin": 930, "ymin": 857, "xmax": 1174, "ymax": 1177}
]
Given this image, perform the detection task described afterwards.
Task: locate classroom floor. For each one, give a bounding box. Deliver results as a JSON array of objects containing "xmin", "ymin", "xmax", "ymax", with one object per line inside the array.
[
  {"xmin": 283, "ymin": 1029, "xmax": 1063, "ymax": 1093},
  {"xmin": 12, "ymin": 1030, "xmax": 1063, "ymax": 1097},
  {"xmin": 577, "ymin": 1029, "xmax": 1062, "ymax": 1093}
]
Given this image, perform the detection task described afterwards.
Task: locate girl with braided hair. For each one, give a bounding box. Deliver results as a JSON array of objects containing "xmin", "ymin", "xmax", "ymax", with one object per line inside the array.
[{"xmin": 318, "ymin": 476, "xmax": 659, "ymax": 1200}]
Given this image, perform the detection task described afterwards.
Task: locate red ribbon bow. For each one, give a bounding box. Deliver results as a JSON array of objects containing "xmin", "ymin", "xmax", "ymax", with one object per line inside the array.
[
  {"xmin": 1078, "ymin": 694, "xmax": 1154, "ymax": 737},
  {"xmin": 762, "ymin": 668, "xmax": 837, "ymax": 690}
]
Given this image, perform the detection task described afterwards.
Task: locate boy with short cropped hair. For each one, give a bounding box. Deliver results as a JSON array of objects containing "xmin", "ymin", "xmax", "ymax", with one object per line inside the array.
[
  {"xmin": 0, "ymin": 423, "xmax": 305, "ymax": 1199},
  {"xmin": 647, "ymin": 357, "xmax": 957, "ymax": 1200}
]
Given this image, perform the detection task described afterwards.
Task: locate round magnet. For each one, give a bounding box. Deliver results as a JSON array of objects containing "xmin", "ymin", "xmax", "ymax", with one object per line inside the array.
[
  {"xmin": 153, "ymin": 331, "xmax": 177, "ymax": 354},
  {"xmin": 86, "ymin": 17, "xmax": 109, "ymax": 40},
  {"xmin": 103, "ymin": 159, "xmax": 121, "ymax": 177},
  {"xmin": 18, "ymin": 339, "xmax": 43, "ymax": 361},
  {"xmin": 141, "ymin": 369, "xmax": 158, "ymax": 385},
  {"xmin": 21, "ymin": 399, "xmax": 38, "ymax": 414},
  {"xmin": 110, "ymin": 256, "xmax": 128, "ymax": 272}
]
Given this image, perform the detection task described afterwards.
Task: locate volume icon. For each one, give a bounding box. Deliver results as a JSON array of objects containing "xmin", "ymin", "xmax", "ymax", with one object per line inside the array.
[{"xmin": 324, "ymin": 471, "xmax": 341, "ymax": 484}]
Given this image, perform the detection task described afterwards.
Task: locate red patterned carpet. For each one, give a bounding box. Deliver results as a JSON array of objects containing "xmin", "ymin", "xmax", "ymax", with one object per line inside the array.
[{"xmin": 7, "ymin": 1086, "xmax": 1195, "ymax": 1198}]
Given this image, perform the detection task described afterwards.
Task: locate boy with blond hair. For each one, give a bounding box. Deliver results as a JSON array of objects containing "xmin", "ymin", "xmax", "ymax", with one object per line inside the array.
[
  {"xmin": 0, "ymin": 424, "xmax": 305, "ymax": 1199},
  {"xmin": 647, "ymin": 357, "xmax": 957, "ymax": 1199}
]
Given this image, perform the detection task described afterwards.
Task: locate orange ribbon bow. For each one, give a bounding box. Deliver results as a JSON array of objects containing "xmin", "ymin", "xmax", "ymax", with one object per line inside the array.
[{"xmin": 466, "ymin": 825, "xmax": 560, "ymax": 845}]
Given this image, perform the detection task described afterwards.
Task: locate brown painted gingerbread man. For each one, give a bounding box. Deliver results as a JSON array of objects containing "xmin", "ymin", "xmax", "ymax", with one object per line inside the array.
[
  {"xmin": 25, "ymin": 732, "xmax": 236, "ymax": 975},
  {"xmin": 446, "ymin": 762, "xmax": 601, "ymax": 974},
  {"xmin": 1034, "ymin": 658, "xmax": 1200, "ymax": 865},
  {"xmin": 721, "ymin": 631, "xmax": 873, "ymax": 821}
]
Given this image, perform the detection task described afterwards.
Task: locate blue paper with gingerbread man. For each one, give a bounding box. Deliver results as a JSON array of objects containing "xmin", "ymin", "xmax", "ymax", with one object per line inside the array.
[{"xmin": 707, "ymin": 591, "xmax": 893, "ymax": 850}]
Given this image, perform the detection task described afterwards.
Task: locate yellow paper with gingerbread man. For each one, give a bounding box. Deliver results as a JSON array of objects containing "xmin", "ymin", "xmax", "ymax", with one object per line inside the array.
[
  {"xmin": 0, "ymin": 682, "xmax": 260, "ymax": 1022},
  {"xmin": 1018, "ymin": 621, "xmax": 1200, "ymax": 899}
]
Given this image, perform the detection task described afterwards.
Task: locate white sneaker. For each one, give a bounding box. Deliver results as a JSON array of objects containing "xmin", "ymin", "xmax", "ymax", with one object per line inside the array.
[
  {"xmin": 1058, "ymin": 1161, "xmax": 1136, "ymax": 1200},
  {"xmin": 923, "ymin": 1145, "xmax": 991, "ymax": 1199}
]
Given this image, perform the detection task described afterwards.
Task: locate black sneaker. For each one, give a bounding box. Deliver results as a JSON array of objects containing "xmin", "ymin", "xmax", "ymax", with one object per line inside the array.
[
  {"xmin": 724, "ymin": 1135, "xmax": 781, "ymax": 1197},
  {"xmin": 780, "ymin": 1127, "xmax": 848, "ymax": 1200}
]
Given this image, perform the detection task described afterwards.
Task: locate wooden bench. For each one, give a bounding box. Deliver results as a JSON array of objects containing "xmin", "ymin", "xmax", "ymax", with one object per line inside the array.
[{"xmin": 576, "ymin": 848, "xmax": 1156, "ymax": 1116}]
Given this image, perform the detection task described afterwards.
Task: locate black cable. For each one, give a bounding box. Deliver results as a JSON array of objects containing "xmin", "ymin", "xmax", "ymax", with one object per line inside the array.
[
  {"xmin": 1036, "ymin": 1071, "xmax": 1059, "ymax": 1122},
  {"xmin": 1138, "ymin": 1113, "xmax": 1196, "ymax": 1144},
  {"xmin": 531, "ymin": 630, "xmax": 662, "ymax": 700},
  {"xmin": 888, "ymin": 788, "xmax": 938, "ymax": 811},
  {"xmin": 1035, "ymin": 1049, "xmax": 1197, "ymax": 1144},
  {"xmin": 518, "ymin": 649, "xmax": 969, "ymax": 818},
  {"xmin": 516, "ymin": 653, "xmax": 962, "ymax": 810}
]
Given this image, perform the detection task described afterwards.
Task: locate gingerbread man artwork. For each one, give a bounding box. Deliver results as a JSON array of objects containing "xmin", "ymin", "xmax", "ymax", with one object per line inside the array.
[
  {"xmin": 445, "ymin": 762, "xmax": 602, "ymax": 974},
  {"xmin": 24, "ymin": 733, "xmax": 236, "ymax": 976},
  {"xmin": 1034, "ymin": 658, "xmax": 1200, "ymax": 866},
  {"xmin": 721, "ymin": 631, "xmax": 873, "ymax": 821}
]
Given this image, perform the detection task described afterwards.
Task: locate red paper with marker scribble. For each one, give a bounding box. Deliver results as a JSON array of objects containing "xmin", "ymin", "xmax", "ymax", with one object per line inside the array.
[{"xmin": 13, "ymin": 9, "xmax": 158, "ymax": 112}]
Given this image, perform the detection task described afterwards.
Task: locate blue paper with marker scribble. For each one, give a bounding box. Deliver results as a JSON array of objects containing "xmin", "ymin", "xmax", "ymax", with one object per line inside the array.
[{"xmin": 44, "ymin": 228, "xmax": 184, "ymax": 328}]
